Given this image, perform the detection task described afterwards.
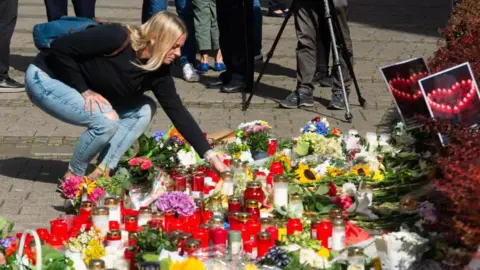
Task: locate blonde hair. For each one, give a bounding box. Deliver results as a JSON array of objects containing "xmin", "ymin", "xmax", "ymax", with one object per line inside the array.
[{"xmin": 126, "ymin": 11, "xmax": 187, "ymax": 71}]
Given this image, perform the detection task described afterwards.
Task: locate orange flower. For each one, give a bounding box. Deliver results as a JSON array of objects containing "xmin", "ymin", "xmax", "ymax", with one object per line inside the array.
[
  {"xmin": 5, "ymin": 240, "xmax": 18, "ymax": 258},
  {"xmin": 169, "ymin": 128, "xmax": 185, "ymax": 142},
  {"xmin": 331, "ymin": 128, "xmax": 341, "ymax": 136}
]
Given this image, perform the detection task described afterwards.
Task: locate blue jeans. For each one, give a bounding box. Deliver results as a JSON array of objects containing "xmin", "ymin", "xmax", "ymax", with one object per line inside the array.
[
  {"xmin": 253, "ymin": 0, "xmax": 262, "ymax": 56},
  {"xmin": 142, "ymin": 0, "xmax": 196, "ymax": 65},
  {"xmin": 24, "ymin": 64, "xmax": 156, "ymax": 175}
]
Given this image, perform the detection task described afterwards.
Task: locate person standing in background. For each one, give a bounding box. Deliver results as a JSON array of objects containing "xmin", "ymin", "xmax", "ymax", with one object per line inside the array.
[
  {"xmin": 267, "ymin": 0, "xmax": 288, "ymax": 17},
  {"xmin": 142, "ymin": 0, "xmax": 200, "ymax": 82},
  {"xmin": 44, "ymin": 0, "xmax": 96, "ymax": 21},
  {"xmin": 253, "ymin": 0, "xmax": 263, "ymax": 63},
  {"xmin": 0, "ymin": 0, "xmax": 24, "ymax": 88},
  {"xmin": 192, "ymin": 0, "xmax": 226, "ymax": 73}
]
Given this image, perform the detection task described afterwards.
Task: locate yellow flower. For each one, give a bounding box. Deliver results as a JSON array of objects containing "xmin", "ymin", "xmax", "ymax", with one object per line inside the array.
[
  {"xmin": 169, "ymin": 261, "xmax": 184, "ymax": 270},
  {"xmin": 279, "ymin": 154, "xmax": 291, "ymax": 173},
  {"xmin": 295, "ymin": 163, "xmax": 321, "ymax": 184},
  {"xmin": 317, "ymin": 247, "xmax": 330, "ymax": 258},
  {"xmin": 83, "ymin": 239, "xmax": 105, "ymax": 265},
  {"xmin": 244, "ymin": 263, "xmax": 258, "ymax": 270},
  {"xmin": 327, "ymin": 166, "xmax": 343, "ymax": 177},
  {"xmin": 170, "ymin": 258, "xmax": 206, "ymax": 270},
  {"xmin": 372, "ymin": 170, "xmax": 385, "ymax": 182},
  {"xmin": 233, "ymin": 153, "xmax": 241, "ymax": 159},
  {"xmin": 245, "ymin": 167, "xmax": 254, "ymax": 180},
  {"xmin": 84, "ymin": 177, "xmax": 97, "ymax": 194},
  {"xmin": 350, "ymin": 164, "xmax": 371, "ymax": 177}
]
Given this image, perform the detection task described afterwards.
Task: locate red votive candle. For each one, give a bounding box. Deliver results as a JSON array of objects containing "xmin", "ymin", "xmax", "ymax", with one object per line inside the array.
[
  {"xmin": 47, "ymin": 234, "xmax": 63, "ymax": 250},
  {"xmin": 210, "ymin": 227, "xmax": 228, "ymax": 247},
  {"xmin": 192, "ymin": 174, "xmax": 204, "ymax": 192},
  {"xmin": 174, "ymin": 175, "xmax": 187, "ymax": 192},
  {"xmin": 246, "ymin": 219, "xmax": 262, "ymax": 242},
  {"xmin": 270, "ymin": 161, "xmax": 283, "ymax": 175},
  {"xmin": 265, "ymin": 226, "xmax": 278, "ymax": 246},
  {"xmin": 228, "ymin": 197, "xmax": 242, "ymax": 212},
  {"xmin": 192, "ymin": 227, "xmax": 209, "ymax": 248},
  {"xmin": 287, "ymin": 218, "xmax": 303, "ymax": 235},
  {"xmin": 109, "ymin": 221, "xmax": 120, "ymax": 230},
  {"xmin": 257, "ymin": 232, "xmax": 272, "ymax": 258},
  {"xmin": 317, "ymin": 220, "xmax": 332, "ymax": 250},
  {"xmin": 124, "ymin": 215, "xmax": 138, "ymax": 232},
  {"xmin": 36, "ymin": 228, "xmax": 49, "ymax": 243},
  {"xmin": 243, "ymin": 240, "xmax": 258, "ymax": 259},
  {"xmin": 201, "ymin": 210, "xmax": 214, "ymax": 224},
  {"xmin": 50, "ymin": 219, "xmax": 68, "ymax": 240}
]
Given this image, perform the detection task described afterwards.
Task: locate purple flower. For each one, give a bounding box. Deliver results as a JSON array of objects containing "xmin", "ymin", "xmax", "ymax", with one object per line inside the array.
[
  {"xmin": 0, "ymin": 237, "xmax": 15, "ymax": 249},
  {"xmin": 154, "ymin": 131, "xmax": 166, "ymax": 143},
  {"xmin": 156, "ymin": 191, "xmax": 196, "ymax": 217}
]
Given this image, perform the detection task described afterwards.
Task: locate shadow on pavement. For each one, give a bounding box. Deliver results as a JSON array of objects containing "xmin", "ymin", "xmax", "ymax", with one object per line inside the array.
[
  {"xmin": 255, "ymin": 62, "xmax": 296, "ymax": 78},
  {"xmin": 10, "ymin": 54, "xmax": 35, "ymax": 73}
]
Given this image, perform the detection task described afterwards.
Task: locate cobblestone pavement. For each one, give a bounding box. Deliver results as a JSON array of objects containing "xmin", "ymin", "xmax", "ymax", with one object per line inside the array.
[{"xmin": 0, "ymin": 0, "xmax": 451, "ymax": 231}]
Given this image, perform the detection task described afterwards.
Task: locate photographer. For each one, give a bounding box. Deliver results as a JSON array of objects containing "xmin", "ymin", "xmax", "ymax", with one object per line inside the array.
[
  {"xmin": 24, "ymin": 11, "xmax": 229, "ymax": 181},
  {"xmin": 280, "ymin": 0, "xmax": 354, "ymax": 110}
]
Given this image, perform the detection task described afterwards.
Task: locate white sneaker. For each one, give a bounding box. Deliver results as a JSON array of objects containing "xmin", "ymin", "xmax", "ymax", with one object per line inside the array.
[{"xmin": 182, "ymin": 63, "xmax": 200, "ymax": 82}]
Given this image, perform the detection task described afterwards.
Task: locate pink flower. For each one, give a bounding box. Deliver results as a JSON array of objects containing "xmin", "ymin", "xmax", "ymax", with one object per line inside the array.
[
  {"xmin": 88, "ymin": 188, "xmax": 105, "ymax": 203},
  {"xmin": 61, "ymin": 176, "xmax": 83, "ymax": 199},
  {"xmin": 333, "ymin": 194, "xmax": 353, "ymax": 210},
  {"xmin": 140, "ymin": 158, "xmax": 152, "ymax": 170},
  {"xmin": 128, "ymin": 157, "xmax": 143, "ymax": 166}
]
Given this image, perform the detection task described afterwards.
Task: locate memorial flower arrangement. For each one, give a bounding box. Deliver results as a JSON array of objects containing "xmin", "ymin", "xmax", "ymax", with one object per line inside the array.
[
  {"xmin": 156, "ymin": 191, "xmax": 196, "ymax": 217},
  {"xmin": 61, "ymin": 176, "xmax": 106, "ymax": 211},
  {"xmin": 236, "ymin": 120, "xmax": 271, "ymax": 156},
  {"xmin": 66, "ymin": 226, "xmax": 105, "ymax": 266}
]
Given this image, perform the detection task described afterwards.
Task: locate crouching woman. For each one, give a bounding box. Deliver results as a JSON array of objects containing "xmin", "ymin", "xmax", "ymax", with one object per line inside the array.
[{"xmin": 24, "ymin": 11, "xmax": 228, "ymax": 180}]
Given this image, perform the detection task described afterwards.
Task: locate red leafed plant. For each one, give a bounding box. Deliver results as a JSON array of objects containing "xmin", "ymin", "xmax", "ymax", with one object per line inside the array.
[
  {"xmin": 428, "ymin": 0, "xmax": 480, "ymax": 81},
  {"xmin": 422, "ymin": 119, "xmax": 480, "ymax": 249}
]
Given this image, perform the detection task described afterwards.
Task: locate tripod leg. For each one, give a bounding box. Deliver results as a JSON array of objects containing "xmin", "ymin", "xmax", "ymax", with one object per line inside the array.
[
  {"xmin": 323, "ymin": 0, "xmax": 352, "ymax": 122},
  {"xmin": 329, "ymin": 0, "xmax": 366, "ymax": 107},
  {"xmin": 242, "ymin": 2, "xmax": 294, "ymax": 111}
]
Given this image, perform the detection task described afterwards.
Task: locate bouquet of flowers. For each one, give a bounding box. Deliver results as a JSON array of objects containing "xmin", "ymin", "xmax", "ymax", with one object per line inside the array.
[
  {"xmin": 61, "ymin": 176, "xmax": 106, "ymax": 211},
  {"xmin": 152, "ymin": 126, "xmax": 200, "ymax": 169},
  {"xmin": 236, "ymin": 120, "xmax": 271, "ymax": 157},
  {"xmin": 156, "ymin": 191, "xmax": 196, "ymax": 217},
  {"xmin": 127, "ymin": 156, "xmax": 155, "ymax": 183},
  {"xmin": 66, "ymin": 226, "xmax": 106, "ymax": 266},
  {"xmin": 295, "ymin": 118, "xmax": 343, "ymax": 159}
]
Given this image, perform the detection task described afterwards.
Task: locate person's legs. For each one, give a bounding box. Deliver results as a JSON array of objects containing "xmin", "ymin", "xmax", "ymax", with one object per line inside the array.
[
  {"xmin": 25, "ymin": 64, "xmax": 119, "ymax": 177},
  {"xmin": 280, "ymin": 0, "xmax": 320, "ymax": 108},
  {"xmin": 97, "ymin": 95, "xmax": 157, "ymax": 172},
  {"xmin": 176, "ymin": 0, "xmax": 201, "ymax": 81},
  {"xmin": 141, "ymin": 0, "xmax": 168, "ymax": 23},
  {"xmin": 267, "ymin": 0, "xmax": 287, "ymax": 16},
  {"xmin": 253, "ymin": 0, "xmax": 263, "ymax": 58},
  {"xmin": 193, "ymin": 0, "xmax": 212, "ymax": 71},
  {"xmin": 313, "ymin": 14, "xmax": 333, "ymax": 87},
  {"xmin": 44, "ymin": 0, "xmax": 68, "ymax": 22},
  {"xmin": 328, "ymin": 3, "xmax": 353, "ymax": 110},
  {"xmin": 72, "ymin": 0, "xmax": 96, "ymax": 19},
  {"xmin": 0, "ymin": 0, "xmax": 23, "ymax": 88}
]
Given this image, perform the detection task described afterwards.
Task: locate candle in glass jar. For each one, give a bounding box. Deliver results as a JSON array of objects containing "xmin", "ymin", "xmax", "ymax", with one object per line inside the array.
[
  {"xmin": 265, "ymin": 226, "xmax": 278, "ymax": 246},
  {"xmin": 359, "ymin": 183, "xmax": 373, "ymax": 207},
  {"xmin": 209, "ymin": 215, "xmax": 224, "ymax": 229},
  {"xmin": 286, "ymin": 218, "xmax": 302, "ymax": 235},
  {"xmin": 128, "ymin": 232, "xmax": 137, "ymax": 246},
  {"xmin": 104, "ymin": 197, "xmax": 121, "ymax": 224},
  {"xmin": 192, "ymin": 227, "xmax": 209, "ymax": 248},
  {"xmin": 288, "ymin": 194, "xmax": 304, "ymax": 217},
  {"xmin": 273, "ymin": 175, "xmax": 289, "ymax": 208},
  {"xmin": 210, "ymin": 228, "xmax": 228, "ymax": 247},
  {"xmin": 174, "ymin": 175, "xmax": 187, "ymax": 192},
  {"xmin": 245, "ymin": 199, "xmax": 260, "ymax": 220},
  {"xmin": 260, "ymin": 217, "xmax": 273, "ymax": 232},
  {"xmin": 228, "ymin": 230, "xmax": 242, "ymax": 256},
  {"xmin": 246, "ymin": 218, "xmax": 261, "ymax": 242},
  {"xmin": 91, "ymin": 207, "xmax": 110, "ymax": 237},
  {"xmin": 331, "ymin": 218, "xmax": 345, "ymax": 251},
  {"xmin": 106, "ymin": 230, "xmax": 122, "ymax": 249},
  {"xmin": 124, "ymin": 215, "xmax": 138, "ymax": 232},
  {"xmin": 235, "ymin": 212, "xmax": 250, "ymax": 241},
  {"xmin": 244, "ymin": 181, "xmax": 265, "ymax": 206},
  {"xmin": 191, "ymin": 173, "xmax": 204, "ymax": 199},
  {"xmin": 310, "ymin": 219, "xmax": 321, "ymax": 239},
  {"xmin": 317, "ymin": 220, "xmax": 332, "ymax": 249},
  {"xmin": 184, "ymin": 239, "xmax": 201, "ymax": 257},
  {"xmin": 220, "ymin": 171, "xmax": 234, "ymax": 196},
  {"xmin": 257, "ymin": 232, "xmax": 272, "ymax": 258},
  {"xmin": 228, "ymin": 197, "xmax": 242, "ymax": 212},
  {"xmin": 137, "ymin": 207, "xmax": 152, "ymax": 227},
  {"xmin": 208, "ymin": 196, "xmax": 224, "ymax": 217},
  {"xmin": 79, "ymin": 200, "xmax": 93, "ymax": 220},
  {"xmin": 269, "ymin": 161, "xmax": 283, "ymax": 175}
]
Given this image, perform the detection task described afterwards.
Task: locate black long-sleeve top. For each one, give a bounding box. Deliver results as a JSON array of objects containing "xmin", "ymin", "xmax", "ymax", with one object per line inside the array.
[{"xmin": 33, "ymin": 23, "xmax": 211, "ymax": 156}]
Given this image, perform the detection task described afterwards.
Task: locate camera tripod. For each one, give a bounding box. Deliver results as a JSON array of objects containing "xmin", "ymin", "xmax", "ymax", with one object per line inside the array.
[{"xmin": 242, "ymin": 0, "xmax": 366, "ymax": 123}]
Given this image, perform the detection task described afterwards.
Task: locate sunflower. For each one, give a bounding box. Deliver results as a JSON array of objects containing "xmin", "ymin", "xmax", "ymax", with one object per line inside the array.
[
  {"xmin": 372, "ymin": 169, "xmax": 385, "ymax": 181},
  {"xmin": 327, "ymin": 166, "xmax": 343, "ymax": 177},
  {"xmin": 295, "ymin": 163, "xmax": 321, "ymax": 184},
  {"xmin": 350, "ymin": 164, "xmax": 371, "ymax": 177}
]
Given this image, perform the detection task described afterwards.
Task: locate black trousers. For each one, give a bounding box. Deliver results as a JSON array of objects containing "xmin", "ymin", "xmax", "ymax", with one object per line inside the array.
[
  {"xmin": 268, "ymin": 0, "xmax": 287, "ymax": 11},
  {"xmin": 44, "ymin": 0, "xmax": 96, "ymax": 22},
  {"xmin": 0, "ymin": 0, "xmax": 18, "ymax": 79},
  {"xmin": 294, "ymin": 0, "xmax": 353, "ymax": 95},
  {"xmin": 216, "ymin": 0, "xmax": 248, "ymax": 81}
]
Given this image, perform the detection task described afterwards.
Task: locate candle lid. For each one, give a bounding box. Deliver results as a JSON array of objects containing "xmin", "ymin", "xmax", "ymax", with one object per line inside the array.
[
  {"xmin": 348, "ymin": 247, "xmax": 364, "ymax": 257},
  {"xmin": 211, "ymin": 215, "xmax": 224, "ymax": 223},
  {"xmin": 260, "ymin": 217, "xmax": 273, "ymax": 225},
  {"xmin": 245, "ymin": 199, "xmax": 259, "ymax": 209},
  {"xmin": 194, "ymin": 198, "xmax": 203, "ymax": 208},
  {"xmin": 104, "ymin": 197, "xmax": 118, "ymax": 206},
  {"xmin": 329, "ymin": 208, "xmax": 342, "ymax": 216},
  {"xmin": 330, "ymin": 213, "xmax": 344, "ymax": 220},
  {"xmin": 311, "ymin": 219, "xmax": 321, "ymax": 226},
  {"xmin": 180, "ymin": 233, "xmax": 191, "ymax": 240},
  {"xmin": 139, "ymin": 207, "xmax": 152, "ymax": 214},
  {"xmin": 92, "ymin": 207, "xmax": 109, "ymax": 215},
  {"xmin": 237, "ymin": 212, "xmax": 251, "ymax": 222},
  {"xmin": 128, "ymin": 232, "xmax": 137, "ymax": 240},
  {"xmin": 107, "ymin": 230, "xmax": 121, "ymax": 239},
  {"xmin": 228, "ymin": 197, "xmax": 242, "ymax": 204},
  {"xmin": 185, "ymin": 238, "xmax": 200, "ymax": 249},
  {"xmin": 242, "ymin": 161, "xmax": 249, "ymax": 168},
  {"xmin": 246, "ymin": 181, "xmax": 262, "ymax": 188},
  {"xmin": 125, "ymin": 215, "xmax": 137, "ymax": 222},
  {"xmin": 151, "ymin": 212, "xmax": 163, "ymax": 219},
  {"xmin": 257, "ymin": 232, "xmax": 271, "ymax": 240},
  {"xmin": 168, "ymin": 230, "xmax": 183, "ymax": 239},
  {"xmin": 228, "ymin": 230, "xmax": 242, "ymax": 241},
  {"xmin": 331, "ymin": 219, "xmax": 345, "ymax": 227},
  {"xmin": 274, "ymin": 174, "xmax": 289, "ymax": 183},
  {"xmin": 88, "ymin": 259, "xmax": 105, "ymax": 269},
  {"xmin": 220, "ymin": 171, "xmax": 234, "ymax": 179},
  {"xmin": 289, "ymin": 194, "xmax": 302, "ymax": 201},
  {"xmin": 80, "ymin": 201, "xmax": 93, "ymax": 209},
  {"xmin": 211, "ymin": 195, "xmax": 222, "ymax": 203},
  {"xmin": 199, "ymin": 223, "xmax": 211, "ymax": 230}
]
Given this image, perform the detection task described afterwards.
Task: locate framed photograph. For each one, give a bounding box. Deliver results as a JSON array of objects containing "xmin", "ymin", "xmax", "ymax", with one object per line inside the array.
[
  {"xmin": 380, "ymin": 58, "xmax": 431, "ymax": 130},
  {"xmin": 419, "ymin": 62, "xmax": 480, "ymax": 145}
]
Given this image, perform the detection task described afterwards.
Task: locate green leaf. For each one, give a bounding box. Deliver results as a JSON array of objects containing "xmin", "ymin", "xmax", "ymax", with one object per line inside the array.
[
  {"xmin": 295, "ymin": 141, "xmax": 310, "ymax": 156},
  {"xmin": 315, "ymin": 185, "xmax": 329, "ymax": 195},
  {"xmin": 142, "ymin": 252, "xmax": 159, "ymax": 262},
  {"xmin": 160, "ymin": 257, "xmax": 172, "ymax": 270}
]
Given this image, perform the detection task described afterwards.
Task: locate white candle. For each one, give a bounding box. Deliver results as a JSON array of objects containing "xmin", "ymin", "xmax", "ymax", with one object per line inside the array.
[
  {"xmin": 92, "ymin": 207, "xmax": 109, "ymax": 237},
  {"xmin": 273, "ymin": 175, "xmax": 289, "ymax": 209}
]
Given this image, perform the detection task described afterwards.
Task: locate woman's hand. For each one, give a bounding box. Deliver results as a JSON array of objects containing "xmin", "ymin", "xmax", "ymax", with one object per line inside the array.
[
  {"xmin": 82, "ymin": 89, "xmax": 112, "ymax": 114},
  {"xmin": 209, "ymin": 155, "xmax": 230, "ymax": 175}
]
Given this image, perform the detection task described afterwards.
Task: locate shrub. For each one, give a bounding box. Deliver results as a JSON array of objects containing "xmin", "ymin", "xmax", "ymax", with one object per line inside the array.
[
  {"xmin": 422, "ymin": 119, "xmax": 480, "ymax": 249},
  {"xmin": 428, "ymin": 0, "xmax": 480, "ymax": 81}
]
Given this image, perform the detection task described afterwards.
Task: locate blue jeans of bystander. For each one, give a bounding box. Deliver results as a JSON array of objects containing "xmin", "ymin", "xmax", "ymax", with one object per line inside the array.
[
  {"xmin": 24, "ymin": 64, "xmax": 156, "ymax": 176},
  {"xmin": 253, "ymin": 0, "xmax": 263, "ymax": 56}
]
